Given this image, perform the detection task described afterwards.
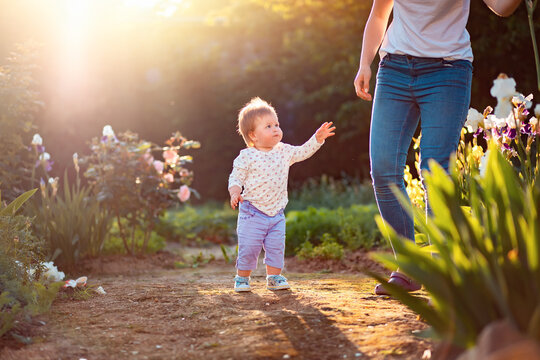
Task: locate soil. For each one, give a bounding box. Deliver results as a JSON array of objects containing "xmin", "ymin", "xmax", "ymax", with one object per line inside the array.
[{"xmin": 0, "ymin": 248, "xmax": 436, "ymax": 360}]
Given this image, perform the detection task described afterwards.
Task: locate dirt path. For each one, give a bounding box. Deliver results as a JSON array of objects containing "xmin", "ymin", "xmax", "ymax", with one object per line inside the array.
[{"xmin": 1, "ymin": 255, "xmax": 433, "ymax": 360}]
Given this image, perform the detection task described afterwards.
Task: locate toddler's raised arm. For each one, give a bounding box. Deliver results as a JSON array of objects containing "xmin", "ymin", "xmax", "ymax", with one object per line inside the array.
[{"xmin": 289, "ymin": 122, "xmax": 335, "ymax": 165}]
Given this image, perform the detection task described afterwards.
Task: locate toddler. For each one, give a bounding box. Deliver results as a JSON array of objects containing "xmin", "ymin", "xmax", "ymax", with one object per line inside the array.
[{"xmin": 228, "ymin": 97, "xmax": 335, "ymax": 292}]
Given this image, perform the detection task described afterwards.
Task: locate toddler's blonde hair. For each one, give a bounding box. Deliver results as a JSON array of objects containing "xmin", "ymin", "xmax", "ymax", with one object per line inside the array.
[{"xmin": 237, "ymin": 97, "xmax": 278, "ymax": 147}]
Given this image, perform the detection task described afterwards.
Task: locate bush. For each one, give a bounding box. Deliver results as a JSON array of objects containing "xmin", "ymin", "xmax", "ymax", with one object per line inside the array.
[
  {"xmin": 103, "ymin": 224, "xmax": 165, "ymax": 255},
  {"xmin": 157, "ymin": 203, "xmax": 237, "ymax": 245},
  {"xmin": 296, "ymin": 233, "xmax": 344, "ymax": 260},
  {"xmin": 0, "ymin": 190, "xmax": 61, "ymax": 338},
  {"xmin": 372, "ymin": 147, "xmax": 540, "ymax": 348},
  {"xmin": 287, "ymin": 174, "xmax": 375, "ymax": 211},
  {"xmin": 285, "ymin": 204, "xmax": 382, "ymax": 256},
  {"xmin": 31, "ymin": 169, "xmax": 111, "ymax": 269},
  {"xmin": 83, "ymin": 127, "xmax": 199, "ymax": 254}
]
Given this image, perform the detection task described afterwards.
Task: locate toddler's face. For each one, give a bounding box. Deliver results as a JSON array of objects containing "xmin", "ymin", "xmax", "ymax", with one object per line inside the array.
[{"xmin": 249, "ymin": 114, "xmax": 283, "ymax": 151}]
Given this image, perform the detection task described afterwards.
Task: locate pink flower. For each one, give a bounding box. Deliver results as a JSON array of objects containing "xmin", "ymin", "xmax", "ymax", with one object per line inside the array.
[
  {"xmin": 163, "ymin": 150, "xmax": 179, "ymax": 164},
  {"xmin": 153, "ymin": 160, "xmax": 164, "ymax": 174},
  {"xmin": 163, "ymin": 173, "xmax": 174, "ymax": 183},
  {"xmin": 142, "ymin": 152, "xmax": 154, "ymax": 165},
  {"xmin": 177, "ymin": 185, "xmax": 190, "ymax": 202}
]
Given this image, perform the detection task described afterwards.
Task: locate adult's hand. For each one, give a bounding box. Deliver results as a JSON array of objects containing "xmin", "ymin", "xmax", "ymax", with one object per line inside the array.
[{"xmin": 354, "ymin": 66, "xmax": 373, "ymax": 101}]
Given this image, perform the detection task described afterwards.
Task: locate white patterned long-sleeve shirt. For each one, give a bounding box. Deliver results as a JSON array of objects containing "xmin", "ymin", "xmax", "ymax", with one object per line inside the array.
[{"xmin": 228, "ymin": 134, "xmax": 323, "ymax": 216}]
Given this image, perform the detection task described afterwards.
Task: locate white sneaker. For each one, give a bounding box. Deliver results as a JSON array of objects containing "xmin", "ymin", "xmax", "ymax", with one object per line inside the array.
[
  {"xmin": 266, "ymin": 275, "xmax": 290, "ymax": 291},
  {"xmin": 234, "ymin": 275, "xmax": 251, "ymax": 292}
]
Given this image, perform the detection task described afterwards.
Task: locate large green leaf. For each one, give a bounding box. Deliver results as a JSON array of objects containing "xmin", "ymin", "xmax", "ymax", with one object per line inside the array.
[{"xmin": 0, "ymin": 188, "xmax": 37, "ymax": 216}]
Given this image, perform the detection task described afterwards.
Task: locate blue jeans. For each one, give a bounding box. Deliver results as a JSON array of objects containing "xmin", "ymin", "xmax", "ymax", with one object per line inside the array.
[{"xmin": 370, "ymin": 53, "xmax": 472, "ymax": 242}]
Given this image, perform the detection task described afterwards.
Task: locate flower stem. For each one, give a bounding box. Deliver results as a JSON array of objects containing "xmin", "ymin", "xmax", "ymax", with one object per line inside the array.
[{"xmin": 526, "ymin": 0, "xmax": 540, "ymax": 91}]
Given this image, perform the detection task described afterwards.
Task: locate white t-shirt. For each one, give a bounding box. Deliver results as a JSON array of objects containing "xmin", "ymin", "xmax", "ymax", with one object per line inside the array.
[
  {"xmin": 228, "ymin": 135, "xmax": 323, "ymax": 216},
  {"xmin": 380, "ymin": 0, "xmax": 473, "ymax": 62}
]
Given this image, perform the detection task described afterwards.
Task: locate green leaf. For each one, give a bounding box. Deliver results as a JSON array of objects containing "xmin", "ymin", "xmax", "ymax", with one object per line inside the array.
[{"xmin": 0, "ymin": 188, "xmax": 37, "ymax": 216}]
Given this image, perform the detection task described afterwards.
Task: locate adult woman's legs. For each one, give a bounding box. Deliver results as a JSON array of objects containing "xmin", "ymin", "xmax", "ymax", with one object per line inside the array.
[
  {"xmin": 370, "ymin": 55, "xmax": 421, "ymax": 244},
  {"xmin": 416, "ymin": 60, "xmax": 473, "ymax": 215},
  {"xmin": 370, "ymin": 55, "xmax": 472, "ymax": 295}
]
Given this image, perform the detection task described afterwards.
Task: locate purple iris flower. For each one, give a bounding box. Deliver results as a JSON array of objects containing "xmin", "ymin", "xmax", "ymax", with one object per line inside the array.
[
  {"xmin": 101, "ymin": 135, "xmax": 119, "ymax": 143},
  {"xmin": 506, "ymin": 128, "xmax": 517, "ymax": 140},
  {"xmin": 35, "ymin": 159, "xmax": 53, "ymax": 172},
  {"xmin": 520, "ymin": 123, "xmax": 533, "ymax": 135}
]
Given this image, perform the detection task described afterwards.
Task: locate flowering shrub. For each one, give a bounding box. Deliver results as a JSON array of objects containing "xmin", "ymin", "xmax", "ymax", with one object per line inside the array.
[
  {"xmin": 82, "ymin": 126, "xmax": 200, "ymax": 254},
  {"xmin": 464, "ymin": 74, "xmax": 539, "ymax": 185},
  {"xmin": 405, "ymin": 74, "xmax": 539, "ymax": 207}
]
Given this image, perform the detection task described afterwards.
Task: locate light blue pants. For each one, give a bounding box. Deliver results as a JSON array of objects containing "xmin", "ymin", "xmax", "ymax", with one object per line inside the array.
[
  {"xmin": 236, "ymin": 201, "xmax": 286, "ymax": 270},
  {"xmin": 370, "ymin": 53, "xmax": 472, "ymax": 241}
]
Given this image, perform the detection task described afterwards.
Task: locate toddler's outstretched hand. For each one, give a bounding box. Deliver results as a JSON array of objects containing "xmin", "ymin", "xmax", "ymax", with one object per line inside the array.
[
  {"xmin": 229, "ymin": 185, "xmax": 243, "ymax": 209},
  {"xmin": 315, "ymin": 122, "xmax": 336, "ymax": 144}
]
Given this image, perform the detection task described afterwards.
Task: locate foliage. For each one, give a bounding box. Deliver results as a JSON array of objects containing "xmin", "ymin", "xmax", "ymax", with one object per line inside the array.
[
  {"xmin": 220, "ymin": 244, "xmax": 237, "ymax": 264},
  {"xmin": 285, "ymin": 204, "xmax": 382, "ymax": 256},
  {"xmin": 296, "ymin": 233, "xmax": 344, "ymax": 260},
  {"xmin": 0, "ymin": 189, "xmax": 61, "ymax": 338},
  {"xmin": 157, "ymin": 203, "xmax": 237, "ymax": 245},
  {"xmin": 83, "ymin": 127, "xmax": 199, "ymax": 254},
  {"xmin": 1, "ymin": 2, "xmax": 537, "ymax": 201},
  {"xmin": 174, "ymin": 251, "xmax": 216, "ymax": 269},
  {"xmin": 31, "ymin": 169, "xmax": 111, "ymax": 269},
  {"xmin": 0, "ymin": 43, "xmax": 41, "ymax": 202},
  {"xmin": 372, "ymin": 147, "xmax": 540, "ymax": 348},
  {"xmin": 287, "ymin": 174, "xmax": 375, "ymax": 211},
  {"xmin": 103, "ymin": 223, "xmax": 166, "ymax": 255}
]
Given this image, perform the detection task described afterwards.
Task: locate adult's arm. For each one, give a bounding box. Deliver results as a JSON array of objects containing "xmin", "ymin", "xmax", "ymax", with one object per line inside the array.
[
  {"xmin": 354, "ymin": 0, "xmax": 394, "ymax": 101},
  {"xmin": 482, "ymin": 0, "xmax": 523, "ymax": 17}
]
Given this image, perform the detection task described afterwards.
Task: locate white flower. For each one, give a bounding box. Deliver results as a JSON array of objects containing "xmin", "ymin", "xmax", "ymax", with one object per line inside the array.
[
  {"xmin": 39, "ymin": 152, "xmax": 51, "ymax": 161},
  {"xmin": 491, "ymin": 76, "xmax": 517, "ymax": 119},
  {"xmin": 42, "ymin": 261, "xmax": 65, "ymax": 282},
  {"xmin": 506, "ymin": 113, "xmax": 518, "ymax": 129},
  {"xmin": 494, "ymin": 98, "xmax": 513, "ymax": 119},
  {"xmin": 530, "ymin": 117, "xmax": 538, "ymax": 126},
  {"xmin": 465, "ymin": 108, "xmax": 483, "ymax": 132},
  {"xmin": 31, "ymin": 133, "xmax": 43, "ymax": 145},
  {"xmin": 512, "ymin": 93, "xmax": 533, "ymax": 109},
  {"xmin": 96, "ymin": 286, "xmax": 107, "ymax": 295},
  {"xmin": 483, "ymin": 115, "xmax": 494, "ymax": 129},
  {"xmin": 479, "ymin": 150, "xmax": 490, "ymax": 178},
  {"xmin": 490, "ymin": 76, "xmax": 516, "ymax": 99},
  {"xmin": 102, "ymin": 125, "xmax": 115, "ymax": 138},
  {"xmin": 535, "ymin": 104, "xmax": 540, "ymax": 117},
  {"xmin": 488, "ymin": 114, "xmax": 507, "ymax": 129}
]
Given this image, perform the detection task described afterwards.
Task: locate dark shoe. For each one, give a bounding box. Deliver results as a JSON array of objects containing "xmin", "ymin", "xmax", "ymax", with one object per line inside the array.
[{"xmin": 374, "ymin": 271, "xmax": 421, "ymax": 295}]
